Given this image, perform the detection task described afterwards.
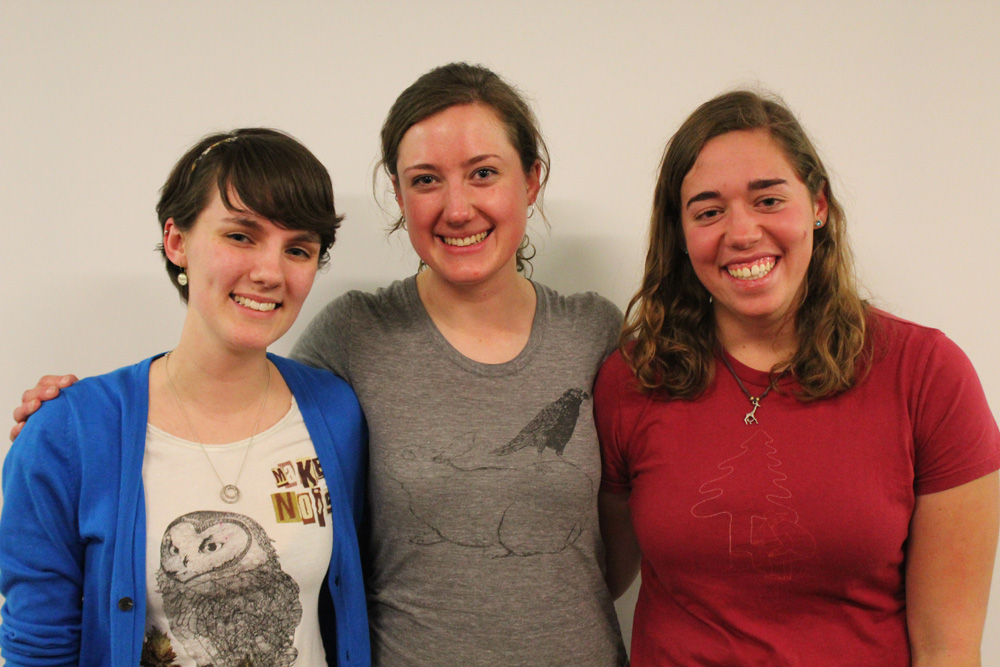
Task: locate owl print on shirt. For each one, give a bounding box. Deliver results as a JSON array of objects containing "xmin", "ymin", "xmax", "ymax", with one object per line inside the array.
[{"xmin": 152, "ymin": 510, "xmax": 302, "ymax": 667}]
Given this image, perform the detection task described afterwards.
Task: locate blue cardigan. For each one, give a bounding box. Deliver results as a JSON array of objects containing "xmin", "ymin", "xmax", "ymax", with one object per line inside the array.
[{"xmin": 0, "ymin": 354, "xmax": 370, "ymax": 666}]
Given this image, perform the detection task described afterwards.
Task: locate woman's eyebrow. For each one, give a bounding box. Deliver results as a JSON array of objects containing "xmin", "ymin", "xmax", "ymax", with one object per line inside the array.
[
  {"xmin": 748, "ymin": 178, "xmax": 787, "ymax": 191},
  {"xmin": 685, "ymin": 190, "xmax": 719, "ymax": 209}
]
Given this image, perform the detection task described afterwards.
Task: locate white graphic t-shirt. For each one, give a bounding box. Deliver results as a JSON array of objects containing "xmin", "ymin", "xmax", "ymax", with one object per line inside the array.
[{"xmin": 141, "ymin": 399, "xmax": 333, "ymax": 666}]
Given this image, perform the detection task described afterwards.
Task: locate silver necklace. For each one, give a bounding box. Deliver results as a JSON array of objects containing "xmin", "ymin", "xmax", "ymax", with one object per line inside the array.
[
  {"xmin": 719, "ymin": 351, "xmax": 785, "ymax": 425},
  {"xmin": 163, "ymin": 351, "xmax": 271, "ymax": 504}
]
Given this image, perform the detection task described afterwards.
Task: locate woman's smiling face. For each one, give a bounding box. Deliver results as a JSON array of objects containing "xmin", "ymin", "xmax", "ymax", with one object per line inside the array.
[
  {"xmin": 392, "ymin": 102, "xmax": 540, "ymax": 291},
  {"xmin": 680, "ymin": 129, "xmax": 827, "ymax": 339},
  {"xmin": 165, "ymin": 187, "xmax": 321, "ymax": 354}
]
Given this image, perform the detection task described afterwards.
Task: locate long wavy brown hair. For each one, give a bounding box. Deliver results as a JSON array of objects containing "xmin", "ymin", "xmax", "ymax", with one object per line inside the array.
[{"xmin": 622, "ymin": 90, "xmax": 870, "ymax": 400}]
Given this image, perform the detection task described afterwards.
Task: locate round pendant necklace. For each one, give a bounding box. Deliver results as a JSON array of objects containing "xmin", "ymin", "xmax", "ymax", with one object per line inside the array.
[
  {"xmin": 719, "ymin": 351, "xmax": 785, "ymax": 425},
  {"xmin": 163, "ymin": 352, "xmax": 271, "ymax": 504}
]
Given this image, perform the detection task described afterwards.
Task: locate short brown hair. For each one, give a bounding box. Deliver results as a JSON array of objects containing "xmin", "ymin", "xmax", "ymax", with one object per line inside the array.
[
  {"xmin": 376, "ymin": 62, "xmax": 549, "ymax": 273},
  {"xmin": 157, "ymin": 128, "xmax": 343, "ymax": 302}
]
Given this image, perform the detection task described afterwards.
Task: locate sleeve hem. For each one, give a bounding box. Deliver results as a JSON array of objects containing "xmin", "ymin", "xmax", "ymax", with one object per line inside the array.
[{"xmin": 915, "ymin": 452, "xmax": 1000, "ymax": 496}]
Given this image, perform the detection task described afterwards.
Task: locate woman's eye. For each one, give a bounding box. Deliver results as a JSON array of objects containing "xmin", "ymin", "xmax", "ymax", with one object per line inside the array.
[
  {"xmin": 758, "ymin": 197, "xmax": 781, "ymax": 208},
  {"xmin": 288, "ymin": 247, "xmax": 313, "ymax": 259},
  {"xmin": 473, "ymin": 168, "xmax": 497, "ymax": 180},
  {"xmin": 695, "ymin": 209, "xmax": 721, "ymax": 222},
  {"xmin": 228, "ymin": 232, "xmax": 251, "ymax": 243},
  {"xmin": 411, "ymin": 174, "xmax": 435, "ymax": 187}
]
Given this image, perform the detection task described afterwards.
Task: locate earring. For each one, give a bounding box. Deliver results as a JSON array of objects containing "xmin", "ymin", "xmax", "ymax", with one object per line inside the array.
[
  {"xmin": 527, "ymin": 204, "xmax": 535, "ymax": 219},
  {"xmin": 177, "ymin": 270, "xmax": 188, "ymax": 287},
  {"xmin": 815, "ymin": 219, "xmax": 824, "ymax": 228},
  {"xmin": 400, "ymin": 215, "xmax": 407, "ymax": 230}
]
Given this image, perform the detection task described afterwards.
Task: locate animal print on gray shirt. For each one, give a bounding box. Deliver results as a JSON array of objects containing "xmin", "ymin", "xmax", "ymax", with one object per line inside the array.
[{"xmin": 293, "ymin": 277, "xmax": 627, "ymax": 666}]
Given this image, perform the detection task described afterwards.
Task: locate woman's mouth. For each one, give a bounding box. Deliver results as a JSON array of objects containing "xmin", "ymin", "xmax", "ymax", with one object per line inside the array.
[
  {"xmin": 232, "ymin": 295, "xmax": 278, "ymax": 312},
  {"xmin": 441, "ymin": 230, "xmax": 490, "ymax": 247},
  {"xmin": 726, "ymin": 257, "xmax": 776, "ymax": 280}
]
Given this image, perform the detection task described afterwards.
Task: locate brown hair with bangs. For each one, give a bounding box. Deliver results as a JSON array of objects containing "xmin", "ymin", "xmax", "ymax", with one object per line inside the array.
[
  {"xmin": 622, "ymin": 90, "xmax": 870, "ymax": 400},
  {"xmin": 375, "ymin": 62, "xmax": 550, "ymax": 274},
  {"xmin": 156, "ymin": 128, "xmax": 343, "ymax": 302}
]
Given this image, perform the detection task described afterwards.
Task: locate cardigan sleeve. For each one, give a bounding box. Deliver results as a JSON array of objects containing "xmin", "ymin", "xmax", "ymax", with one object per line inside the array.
[
  {"xmin": 313, "ymin": 375, "xmax": 367, "ymax": 529},
  {"xmin": 0, "ymin": 398, "xmax": 86, "ymax": 664}
]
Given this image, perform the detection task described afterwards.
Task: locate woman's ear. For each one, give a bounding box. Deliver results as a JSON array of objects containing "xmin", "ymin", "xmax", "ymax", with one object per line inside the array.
[
  {"xmin": 526, "ymin": 160, "xmax": 542, "ymax": 206},
  {"xmin": 391, "ymin": 176, "xmax": 405, "ymax": 217},
  {"xmin": 163, "ymin": 219, "xmax": 187, "ymax": 267},
  {"xmin": 813, "ymin": 186, "xmax": 829, "ymax": 224}
]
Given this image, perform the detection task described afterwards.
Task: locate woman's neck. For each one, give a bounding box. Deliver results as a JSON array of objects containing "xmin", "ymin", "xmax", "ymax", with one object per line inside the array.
[
  {"xmin": 165, "ymin": 341, "xmax": 270, "ymax": 402},
  {"xmin": 715, "ymin": 311, "xmax": 798, "ymax": 372},
  {"xmin": 416, "ymin": 267, "xmax": 537, "ymax": 364},
  {"xmin": 149, "ymin": 338, "xmax": 285, "ymax": 444}
]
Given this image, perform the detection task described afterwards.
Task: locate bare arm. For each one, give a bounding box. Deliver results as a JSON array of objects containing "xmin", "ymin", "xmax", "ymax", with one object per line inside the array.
[
  {"xmin": 10, "ymin": 374, "xmax": 78, "ymax": 441},
  {"xmin": 906, "ymin": 471, "xmax": 999, "ymax": 666},
  {"xmin": 599, "ymin": 489, "xmax": 641, "ymax": 600}
]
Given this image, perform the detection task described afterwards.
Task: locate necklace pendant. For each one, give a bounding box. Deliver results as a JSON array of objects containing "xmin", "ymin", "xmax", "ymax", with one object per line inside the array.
[
  {"xmin": 220, "ymin": 484, "xmax": 241, "ymax": 504},
  {"xmin": 720, "ymin": 350, "xmax": 783, "ymax": 427}
]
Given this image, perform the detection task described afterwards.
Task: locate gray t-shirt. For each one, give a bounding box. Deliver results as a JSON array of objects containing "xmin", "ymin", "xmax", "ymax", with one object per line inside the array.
[{"xmin": 293, "ymin": 276, "xmax": 627, "ymax": 666}]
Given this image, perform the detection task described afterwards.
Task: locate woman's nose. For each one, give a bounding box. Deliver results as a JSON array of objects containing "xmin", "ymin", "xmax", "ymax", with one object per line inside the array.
[
  {"xmin": 249, "ymin": 249, "xmax": 282, "ymax": 286},
  {"xmin": 725, "ymin": 207, "xmax": 762, "ymax": 248},
  {"xmin": 442, "ymin": 183, "xmax": 474, "ymax": 223}
]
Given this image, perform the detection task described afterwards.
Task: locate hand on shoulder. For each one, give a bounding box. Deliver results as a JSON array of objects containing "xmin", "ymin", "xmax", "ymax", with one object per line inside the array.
[{"xmin": 10, "ymin": 374, "xmax": 79, "ymax": 442}]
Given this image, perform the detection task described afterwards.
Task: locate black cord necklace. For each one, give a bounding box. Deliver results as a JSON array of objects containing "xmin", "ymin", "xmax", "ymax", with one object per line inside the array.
[{"xmin": 719, "ymin": 352, "xmax": 786, "ymax": 425}]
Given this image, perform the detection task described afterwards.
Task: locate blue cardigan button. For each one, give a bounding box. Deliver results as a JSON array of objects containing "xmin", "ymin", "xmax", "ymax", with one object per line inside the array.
[{"xmin": 118, "ymin": 597, "xmax": 134, "ymax": 611}]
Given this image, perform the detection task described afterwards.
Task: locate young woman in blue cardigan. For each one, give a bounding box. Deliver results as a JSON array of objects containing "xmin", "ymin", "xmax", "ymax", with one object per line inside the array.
[{"xmin": 0, "ymin": 129, "xmax": 370, "ymax": 666}]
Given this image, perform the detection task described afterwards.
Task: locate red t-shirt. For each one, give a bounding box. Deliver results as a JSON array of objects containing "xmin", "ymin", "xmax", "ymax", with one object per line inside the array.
[{"xmin": 596, "ymin": 311, "xmax": 1000, "ymax": 666}]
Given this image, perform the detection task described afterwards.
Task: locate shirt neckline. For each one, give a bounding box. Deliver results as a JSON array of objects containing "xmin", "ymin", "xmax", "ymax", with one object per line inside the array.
[{"xmin": 403, "ymin": 274, "xmax": 547, "ymax": 377}]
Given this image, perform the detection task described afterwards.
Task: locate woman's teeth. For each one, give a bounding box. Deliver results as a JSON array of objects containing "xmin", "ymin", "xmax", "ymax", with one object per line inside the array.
[
  {"xmin": 727, "ymin": 258, "xmax": 775, "ymax": 280},
  {"xmin": 233, "ymin": 295, "xmax": 277, "ymax": 311},
  {"xmin": 442, "ymin": 231, "xmax": 488, "ymax": 247}
]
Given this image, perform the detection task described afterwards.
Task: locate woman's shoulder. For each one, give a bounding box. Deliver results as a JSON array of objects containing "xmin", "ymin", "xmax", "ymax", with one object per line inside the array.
[
  {"xmin": 314, "ymin": 277, "xmax": 417, "ymax": 329},
  {"xmin": 534, "ymin": 282, "xmax": 624, "ymax": 329},
  {"xmin": 38, "ymin": 358, "xmax": 152, "ymax": 417},
  {"xmin": 870, "ymin": 307, "xmax": 944, "ymax": 337},
  {"xmin": 866, "ymin": 308, "xmax": 984, "ymax": 389},
  {"xmin": 595, "ymin": 347, "xmax": 637, "ymax": 390},
  {"xmin": 9, "ymin": 358, "xmax": 153, "ymax": 462},
  {"xmin": 270, "ymin": 354, "xmax": 354, "ymax": 397},
  {"xmin": 868, "ymin": 307, "xmax": 955, "ymax": 357}
]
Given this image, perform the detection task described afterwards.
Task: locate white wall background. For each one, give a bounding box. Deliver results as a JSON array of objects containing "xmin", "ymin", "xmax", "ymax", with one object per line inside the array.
[{"xmin": 2, "ymin": 0, "xmax": 998, "ymax": 661}]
